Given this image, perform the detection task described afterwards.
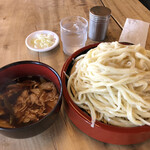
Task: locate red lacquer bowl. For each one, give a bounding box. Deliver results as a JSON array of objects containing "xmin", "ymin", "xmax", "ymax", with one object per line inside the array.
[
  {"xmin": 0, "ymin": 61, "xmax": 62, "ymax": 138},
  {"xmin": 61, "ymin": 43, "xmax": 150, "ymax": 145}
]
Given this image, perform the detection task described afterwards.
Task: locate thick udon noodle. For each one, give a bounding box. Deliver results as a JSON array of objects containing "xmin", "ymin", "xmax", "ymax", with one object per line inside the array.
[{"xmin": 67, "ymin": 42, "xmax": 150, "ymax": 127}]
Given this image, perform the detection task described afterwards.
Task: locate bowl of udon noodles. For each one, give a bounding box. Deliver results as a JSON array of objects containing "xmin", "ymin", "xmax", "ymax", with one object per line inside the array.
[
  {"xmin": 61, "ymin": 41, "xmax": 150, "ymax": 145},
  {"xmin": 0, "ymin": 61, "xmax": 62, "ymax": 138}
]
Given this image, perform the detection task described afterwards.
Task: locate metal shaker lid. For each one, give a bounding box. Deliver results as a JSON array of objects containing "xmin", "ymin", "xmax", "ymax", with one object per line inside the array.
[{"xmin": 90, "ymin": 6, "xmax": 111, "ymax": 21}]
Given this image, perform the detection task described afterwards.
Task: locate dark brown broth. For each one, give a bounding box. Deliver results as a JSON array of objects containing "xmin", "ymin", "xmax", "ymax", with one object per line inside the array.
[{"xmin": 0, "ymin": 76, "xmax": 59, "ymax": 128}]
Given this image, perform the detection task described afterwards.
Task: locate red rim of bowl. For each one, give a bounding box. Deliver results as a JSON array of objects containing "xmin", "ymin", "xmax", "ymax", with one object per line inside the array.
[{"xmin": 61, "ymin": 43, "xmax": 150, "ymax": 144}]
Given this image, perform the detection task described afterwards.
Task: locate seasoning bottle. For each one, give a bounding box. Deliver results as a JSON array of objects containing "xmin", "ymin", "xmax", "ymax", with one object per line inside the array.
[{"xmin": 89, "ymin": 6, "xmax": 111, "ymax": 41}]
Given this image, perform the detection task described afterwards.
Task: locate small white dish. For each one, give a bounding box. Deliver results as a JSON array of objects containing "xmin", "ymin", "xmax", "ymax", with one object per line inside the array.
[{"xmin": 25, "ymin": 30, "xmax": 59, "ymax": 52}]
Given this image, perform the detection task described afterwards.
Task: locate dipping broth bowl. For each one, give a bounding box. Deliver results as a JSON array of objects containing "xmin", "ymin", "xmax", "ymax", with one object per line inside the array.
[
  {"xmin": 61, "ymin": 43, "xmax": 150, "ymax": 145},
  {"xmin": 0, "ymin": 61, "xmax": 62, "ymax": 138}
]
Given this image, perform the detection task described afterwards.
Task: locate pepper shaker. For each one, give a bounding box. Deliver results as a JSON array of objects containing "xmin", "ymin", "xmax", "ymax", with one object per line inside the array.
[{"xmin": 89, "ymin": 6, "xmax": 111, "ymax": 41}]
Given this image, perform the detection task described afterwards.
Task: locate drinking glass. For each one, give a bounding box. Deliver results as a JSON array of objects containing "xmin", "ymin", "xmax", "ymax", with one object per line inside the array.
[{"xmin": 60, "ymin": 16, "xmax": 88, "ymax": 55}]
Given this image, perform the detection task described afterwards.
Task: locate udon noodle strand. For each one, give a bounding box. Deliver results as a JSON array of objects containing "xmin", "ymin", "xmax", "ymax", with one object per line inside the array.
[{"xmin": 67, "ymin": 42, "xmax": 150, "ymax": 127}]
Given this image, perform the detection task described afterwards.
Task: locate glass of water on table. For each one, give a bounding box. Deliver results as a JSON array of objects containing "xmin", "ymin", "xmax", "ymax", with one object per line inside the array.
[{"xmin": 60, "ymin": 16, "xmax": 88, "ymax": 55}]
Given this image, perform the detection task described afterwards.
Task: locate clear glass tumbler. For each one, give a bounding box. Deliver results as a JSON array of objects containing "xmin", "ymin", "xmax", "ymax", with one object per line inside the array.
[{"xmin": 60, "ymin": 16, "xmax": 88, "ymax": 55}]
